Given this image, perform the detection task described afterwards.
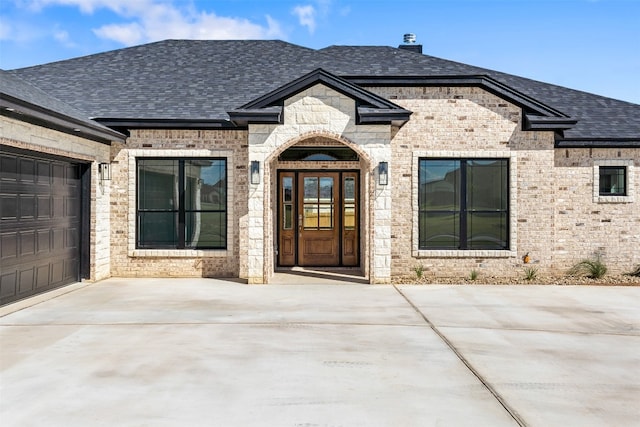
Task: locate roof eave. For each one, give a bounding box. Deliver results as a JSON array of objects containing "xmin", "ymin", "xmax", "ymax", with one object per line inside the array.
[
  {"xmin": 357, "ymin": 107, "xmax": 412, "ymax": 126},
  {"xmin": 1, "ymin": 95, "xmax": 126, "ymax": 144},
  {"xmin": 524, "ymin": 114, "xmax": 578, "ymax": 131},
  {"xmin": 555, "ymin": 138, "xmax": 640, "ymax": 148}
]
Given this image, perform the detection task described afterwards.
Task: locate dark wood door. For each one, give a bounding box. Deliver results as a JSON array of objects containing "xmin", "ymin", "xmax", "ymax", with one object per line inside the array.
[
  {"xmin": 299, "ymin": 172, "xmax": 339, "ymax": 266},
  {"xmin": 278, "ymin": 171, "xmax": 358, "ymax": 267}
]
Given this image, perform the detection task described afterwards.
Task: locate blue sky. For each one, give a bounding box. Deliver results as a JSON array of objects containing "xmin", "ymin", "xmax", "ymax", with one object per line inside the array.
[{"xmin": 1, "ymin": 0, "xmax": 639, "ymax": 104}]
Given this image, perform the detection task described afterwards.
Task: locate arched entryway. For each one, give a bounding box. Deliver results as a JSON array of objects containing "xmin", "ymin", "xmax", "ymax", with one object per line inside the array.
[{"xmin": 266, "ymin": 135, "xmax": 372, "ymax": 280}]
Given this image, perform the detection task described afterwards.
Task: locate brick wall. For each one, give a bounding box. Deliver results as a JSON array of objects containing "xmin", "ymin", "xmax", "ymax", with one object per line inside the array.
[
  {"xmin": 369, "ymin": 86, "xmax": 561, "ymax": 278},
  {"xmin": 109, "ymin": 129, "xmax": 248, "ymax": 277},
  {"xmin": 554, "ymin": 149, "xmax": 639, "ymax": 274}
]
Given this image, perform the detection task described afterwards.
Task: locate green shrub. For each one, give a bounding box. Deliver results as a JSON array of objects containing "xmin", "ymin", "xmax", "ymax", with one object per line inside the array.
[
  {"xmin": 568, "ymin": 254, "xmax": 608, "ymax": 279},
  {"xmin": 524, "ymin": 266, "xmax": 538, "ymax": 281},
  {"xmin": 469, "ymin": 270, "xmax": 478, "ymax": 281},
  {"xmin": 414, "ymin": 265, "xmax": 424, "ymax": 279},
  {"xmin": 627, "ymin": 265, "xmax": 640, "ymax": 277}
]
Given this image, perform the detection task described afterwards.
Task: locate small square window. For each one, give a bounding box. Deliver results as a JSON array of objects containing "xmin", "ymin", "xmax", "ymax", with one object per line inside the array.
[{"xmin": 599, "ymin": 166, "xmax": 626, "ymax": 196}]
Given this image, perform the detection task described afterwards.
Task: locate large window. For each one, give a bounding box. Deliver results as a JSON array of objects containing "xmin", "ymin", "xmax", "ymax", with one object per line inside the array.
[
  {"xmin": 418, "ymin": 159, "xmax": 509, "ymax": 250},
  {"xmin": 137, "ymin": 158, "xmax": 226, "ymax": 249}
]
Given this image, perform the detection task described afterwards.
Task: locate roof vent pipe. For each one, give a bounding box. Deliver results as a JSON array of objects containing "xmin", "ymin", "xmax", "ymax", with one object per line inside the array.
[
  {"xmin": 398, "ymin": 33, "xmax": 423, "ymax": 54},
  {"xmin": 403, "ymin": 33, "xmax": 416, "ymax": 44}
]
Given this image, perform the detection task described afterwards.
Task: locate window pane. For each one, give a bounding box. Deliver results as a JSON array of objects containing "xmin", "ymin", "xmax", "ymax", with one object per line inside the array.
[
  {"xmin": 599, "ymin": 167, "xmax": 626, "ymax": 195},
  {"xmin": 419, "ymin": 212, "xmax": 459, "ymax": 249},
  {"xmin": 138, "ymin": 160, "xmax": 178, "ymax": 210},
  {"xmin": 283, "ymin": 204, "xmax": 293, "ymax": 229},
  {"xmin": 303, "ymin": 205, "xmax": 318, "ymax": 228},
  {"xmin": 419, "ymin": 160, "xmax": 460, "ymax": 210},
  {"xmin": 344, "ymin": 177, "xmax": 355, "ymax": 202},
  {"xmin": 138, "ymin": 212, "xmax": 177, "ymax": 247},
  {"xmin": 468, "ymin": 212, "xmax": 508, "ymax": 249},
  {"xmin": 185, "ymin": 160, "xmax": 226, "ymax": 211},
  {"xmin": 467, "ymin": 160, "xmax": 508, "ymax": 210},
  {"xmin": 185, "ymin": 212, "xmax": 226, "ymax": 248},
  {"xmin": 319, "ymin": 177, "xmax": 333, "ymax": 202},
  {"xmin": 283, "ymin": 177, "xmax": 293, "ymax": 202},
  {"xmin": 319, "ymin": 205, "xmax": 333, "ymax": 228},
  {"xmin": 344, "ymin": 205, "xmax": 355, "ymax": 230},
  {"xmin": 304, "ymin": 178, "xmax": 318, "ymax": 202}
]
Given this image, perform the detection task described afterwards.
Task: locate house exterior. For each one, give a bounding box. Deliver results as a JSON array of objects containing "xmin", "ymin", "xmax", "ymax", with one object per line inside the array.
[{"xmin": 1, "ymin": 39, "xmax": 639, "ymax": 303}]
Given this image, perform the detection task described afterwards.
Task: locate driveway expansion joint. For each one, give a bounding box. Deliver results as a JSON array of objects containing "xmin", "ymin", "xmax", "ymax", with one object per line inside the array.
[{"xmin": 393, "ymin": 285, "xmax": 528, "ymax": 427}]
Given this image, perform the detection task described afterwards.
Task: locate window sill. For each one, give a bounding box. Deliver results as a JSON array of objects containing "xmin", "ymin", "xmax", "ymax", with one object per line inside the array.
[
  {"xmin": 129, "ymin": 249, "xmax": 229, "ymax": 258},
  {"xmin": 413, "ymin": 249, "xmax": 516, "ymax": 258},
  {"xmin": 595, "ymin": 195, "xmax": 634, "ymax": 204}
]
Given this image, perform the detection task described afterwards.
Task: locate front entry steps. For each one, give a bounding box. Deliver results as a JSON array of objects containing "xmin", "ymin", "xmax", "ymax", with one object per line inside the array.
[{"xmin": 272, "ymin": 267, "xmax": 368, "ymax": 284}]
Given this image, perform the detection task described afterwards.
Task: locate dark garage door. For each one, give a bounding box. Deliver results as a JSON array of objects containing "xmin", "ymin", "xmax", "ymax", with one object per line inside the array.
[{"xmin": 1, "ymin": 147, "xmax": 85, "ymax": 305}]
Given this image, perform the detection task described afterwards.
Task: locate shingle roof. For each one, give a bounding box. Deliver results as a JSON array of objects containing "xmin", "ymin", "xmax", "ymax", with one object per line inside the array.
[
  {"xmin": 0, "ymin": 69, "xmax": 125, "ymax": 142},
  {"xmin": 7, "ymin": 40, "xmax": 640, "ymax": 143}
]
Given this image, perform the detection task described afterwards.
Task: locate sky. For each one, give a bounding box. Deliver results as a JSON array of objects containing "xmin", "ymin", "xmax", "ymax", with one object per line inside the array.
[{"xmin": 1, "ymin": 0, "xmax": 639, "ymax": 104}]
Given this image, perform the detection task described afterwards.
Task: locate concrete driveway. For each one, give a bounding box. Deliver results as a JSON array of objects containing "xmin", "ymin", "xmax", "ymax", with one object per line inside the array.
[{"xmin": 1, "ymin": 278, "xmax": 638, "ymax": 427}]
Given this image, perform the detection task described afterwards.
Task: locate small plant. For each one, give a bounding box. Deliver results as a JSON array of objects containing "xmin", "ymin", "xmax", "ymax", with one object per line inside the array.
[
  {"xmin": 523, "ymin": 266, "xmax": 538, "ymax": 281},
  {"xmin": 627, "ymin": 264, "xmax": 640, "ymax": 277},
  {"xmin": 469, "ymin": 269, "xmax": 478, "ymax": 281},
  {"xmin": 567, "ymin": 253, "xmax": 608, "ymax": 279},
  {"xmin": 414, "ymin": 264, "xmax": 424, "ymax": 279}
]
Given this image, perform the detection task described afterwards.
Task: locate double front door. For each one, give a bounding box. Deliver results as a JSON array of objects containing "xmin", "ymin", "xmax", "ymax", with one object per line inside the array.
[{"xmin": 278, "ymin": 171, "xmax": 358, "ymax": 267}]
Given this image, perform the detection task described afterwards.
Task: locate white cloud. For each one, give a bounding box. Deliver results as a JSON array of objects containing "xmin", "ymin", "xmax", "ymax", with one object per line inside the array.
[
  {"xmin": 292, "ymin": 4, "xmax": 316, "ymax": 34},
  {"xmin": 53, "ymin": 25, "xmax": 76, "ymax": 47},
  {"xmin": 22, "ymin": 0, "xmax": 286, "ymax": 46}
]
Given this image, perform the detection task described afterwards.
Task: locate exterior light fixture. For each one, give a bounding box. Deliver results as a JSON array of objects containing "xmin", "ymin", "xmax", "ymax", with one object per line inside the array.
[
  {"xmin": 378, "ymin": 161, "xmax": 388, "ymax": 186},
  {"xmin": 250, "ymin": 160, "xmax": 260, "ymax": 184},
  {"xmin": 98, "ymin": 162, "xmax": 111, "ymax": 181}
]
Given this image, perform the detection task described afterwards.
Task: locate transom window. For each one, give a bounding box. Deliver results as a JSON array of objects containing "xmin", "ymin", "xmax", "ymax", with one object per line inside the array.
[
  {"xmin": 278, "ymin": 146, "xmax": 358, "ymax": 161},
  {"xmin": 137, "ymin": 158, "xmax": 226, "ymax": 249},
  {"xmin": 599, "ymin": 166, "xmax": 626, "ymax": 196},
  {"xmin": 418, "ymin": 159, "xmax": 509, "ymax": 250}
]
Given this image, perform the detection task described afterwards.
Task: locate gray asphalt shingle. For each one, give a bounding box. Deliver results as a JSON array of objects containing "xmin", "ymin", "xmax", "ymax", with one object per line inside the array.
[{"xmin": 7, "ymin": 40, "xmax": 640, "ymax": 141}]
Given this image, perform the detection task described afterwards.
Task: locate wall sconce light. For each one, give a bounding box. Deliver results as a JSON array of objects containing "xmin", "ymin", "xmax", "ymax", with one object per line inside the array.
[
  {"xmin": 98, "ymin": 162, "xmax": 111, "ymax": 181},
  {"xmin": 378, "ymin": 161, "xmax": 388, "ymax": 186},
  {"xmin": 250, "ymin": 160, "xmax": 260, "ymax": 185}
]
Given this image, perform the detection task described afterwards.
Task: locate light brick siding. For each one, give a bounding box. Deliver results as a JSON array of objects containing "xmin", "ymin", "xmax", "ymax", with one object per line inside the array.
[
  {"xmin": 554, "ymin": 149, "xmax": 639, "ymax": 274},
  {"xmin": 109, "ymin": 129, "xmax": 248, "ymax": 278},
  {"xmin": 1, "ymin": 116, "xmax": 112, "ymax": 281},
  {"xmin": 370, "ymin": 86, "xmax": 570, "ymax": 278},
  {"xmin": 102, "ymin": 86, "xmax": 639, "ymax": 282}
]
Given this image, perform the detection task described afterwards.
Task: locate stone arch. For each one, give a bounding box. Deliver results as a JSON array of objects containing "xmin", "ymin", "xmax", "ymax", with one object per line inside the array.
[
  {"xmin": 264, "ymin": 131, "xmax": 373, "ymax": 168},
  {"xmin": 261, "ymin": 131, "xmax": 374, "ymax": 283}
]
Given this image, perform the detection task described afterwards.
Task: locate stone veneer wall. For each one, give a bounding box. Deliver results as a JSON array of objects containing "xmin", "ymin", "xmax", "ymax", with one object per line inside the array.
[
  {"xmin": 247, "ymin": 84, "xmax": 391, "ymax": 283},
  {"xmin": 553, "ymin": 148, "xmax": 639, "ymax": 274},
  {"xmin": 369, "ymin": 86, "xmax": 560, "ymax": 278},
  {"xmin": 1, "ymin": 116, "xmax": 112, "ymax": 281},
  {"xmin": 109, "ymin": 129, "xmax": 248, "ymax": 277}
]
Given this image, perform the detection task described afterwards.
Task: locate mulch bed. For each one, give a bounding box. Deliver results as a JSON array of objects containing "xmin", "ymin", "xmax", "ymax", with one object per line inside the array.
[{"xmin": 392, "ymin": 274, "xmax": 640, "ymax": 286}]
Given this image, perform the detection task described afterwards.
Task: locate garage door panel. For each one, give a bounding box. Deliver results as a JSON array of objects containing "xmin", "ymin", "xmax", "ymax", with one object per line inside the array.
[
  {"xmin": 19, "ymin": 158, "xmax": 35, "ymax": 181},
  {"xmin": 36, "ymin": 265, "xmax": 50, "ymax": 288},
  {"xmin": 0, "ymin": 272, "xmax": 17, "ymax": 298},
  {"xmin": 1, "ymin": 148, "xmax": 84, "ymax": 305},
  {"xmin": 1, "ymin": 232, "xmax": 18, "ymax": 260},
  {"xmin": 18, "ymin": 268, "xmax": 35, "ymax": 294},
  {"xmin": 19, "ymin": 231, "xmax": 36, "ymax": 256},
  {"xmin": 1, "ymin": 155, "xmax": 18, "ymax": 179},
  {"xmin": 37, "ymin": 196, "xmax": 51, "ymax": 218},
  {"xmin": 1, "ymin": 195, "xmax": 18, "ymax": 219},
  {"xmin": 51, "ymin": 261, "xmax": 64, "ymax": 284}
]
